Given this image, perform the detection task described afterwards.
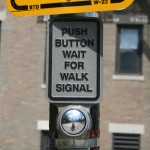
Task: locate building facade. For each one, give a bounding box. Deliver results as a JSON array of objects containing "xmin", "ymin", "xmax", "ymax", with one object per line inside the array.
[
  {"xmin": 0, "ymin": 0, "xmax": 150, "ymax": 150},
  {"xmin": 100, "ymin": 1, "xmax": 150, "ymax": 150}
]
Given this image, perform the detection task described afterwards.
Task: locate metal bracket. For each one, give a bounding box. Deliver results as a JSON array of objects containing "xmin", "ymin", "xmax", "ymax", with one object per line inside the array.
[{"xmin": 49, "ymin": 138, "xmax": 100, "ymax": 149}]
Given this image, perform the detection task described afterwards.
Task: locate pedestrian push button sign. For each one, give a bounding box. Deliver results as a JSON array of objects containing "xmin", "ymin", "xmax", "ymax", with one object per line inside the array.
[
  {"xmin": 7, "ymin": 0, "xmax": 134, "ymax": 16},
  {"xmin": 48, "ymin": 17, "xmax": 102, "ymax": 104}
]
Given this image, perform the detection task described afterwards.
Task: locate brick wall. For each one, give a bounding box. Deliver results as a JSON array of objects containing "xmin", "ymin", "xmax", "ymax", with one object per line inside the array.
[
  {"xmin": 0, "ymin": 1, "xmax": 5, "ymax": 11},
  {"xmin": 100, "ymin": 21, "xmax": 150, "ymax": 150},
  {"xmin": 99, "ymin": 1, "xmax": 150, "ymax": 149},
  {"xmin": 0, "ymin": 7, "xmax": 49, "ymax": 150}
]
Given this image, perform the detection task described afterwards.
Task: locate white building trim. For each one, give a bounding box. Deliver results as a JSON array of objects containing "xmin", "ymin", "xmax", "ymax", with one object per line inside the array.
[
  {"xmin": 0, "ymin": 10, "xmax": 6, "ymax": 21},
  {"xmin": 41, "ymin": 83, "xmax": 46, "ymax": 89},
  {"xmin": 109, "ymin": 123, "xmax": 145, "ymax": 134},
  {"xmin": 37, "ymin": 120, "xmax": 49, "ymax": 131},
  {"xmin": 112, "ymin": 75, "xmax": 144, "ymax": 81}
]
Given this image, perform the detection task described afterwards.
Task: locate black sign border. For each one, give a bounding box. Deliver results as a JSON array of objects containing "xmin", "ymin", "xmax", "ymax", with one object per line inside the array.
[
  {"xmin": 48, "ymin": 17, "xmax": 103, "ymax": 103},
  {"xmin": 10, "ymin": 0, "xmax": 124, "ymax": 12},
  {"xmin": 10, "ymin": 0, "xmax": 92, "ymax": 11}
]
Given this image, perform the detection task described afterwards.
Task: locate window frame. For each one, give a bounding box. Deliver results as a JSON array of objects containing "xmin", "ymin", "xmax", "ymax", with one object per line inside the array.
[{"xmin": 115, "ymin": 24, "xmax": 143, "ymax": 75}]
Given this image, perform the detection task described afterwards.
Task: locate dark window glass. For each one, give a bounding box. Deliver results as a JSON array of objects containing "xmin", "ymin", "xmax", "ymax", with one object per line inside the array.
[
  {"xmin": 40, "ymin": 131, "xmax": 49, "ymax": 150},
  {"xmin": 116, "ymin": 25, "xmax": 143, "ymax": 74}
]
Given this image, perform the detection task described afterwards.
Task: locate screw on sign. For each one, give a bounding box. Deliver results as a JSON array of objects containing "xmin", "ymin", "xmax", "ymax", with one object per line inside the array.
[{"xmin": 7, "ymin": 0, "xmax": 134, "ymax": 16}]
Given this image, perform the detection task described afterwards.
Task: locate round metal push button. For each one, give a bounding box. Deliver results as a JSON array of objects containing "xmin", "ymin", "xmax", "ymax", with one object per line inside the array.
[
  {"xmin": 57, "ymin": 106, "xmax": 92, "ymax": 137},
  {"xmin": 61, "ymin": 109, "xmax": 86, "ymax": 135}
]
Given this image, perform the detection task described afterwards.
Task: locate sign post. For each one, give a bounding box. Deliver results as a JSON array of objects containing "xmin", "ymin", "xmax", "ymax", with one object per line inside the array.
[{"xmin": 47, "ymin": 15, "xmax": 102, "ymax": 149}]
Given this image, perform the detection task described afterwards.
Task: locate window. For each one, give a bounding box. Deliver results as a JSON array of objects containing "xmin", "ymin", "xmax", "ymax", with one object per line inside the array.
[
  {"xmin": 40, "ymin": 131, "xmax": 49, "ymax": 150},
  {"xmin": 113, "ymin": 133, "xmax": 140, "ymax": 150},
  {"xmin": 116, "ymin": 25, "xmax": 143, "ymax": 75}
]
